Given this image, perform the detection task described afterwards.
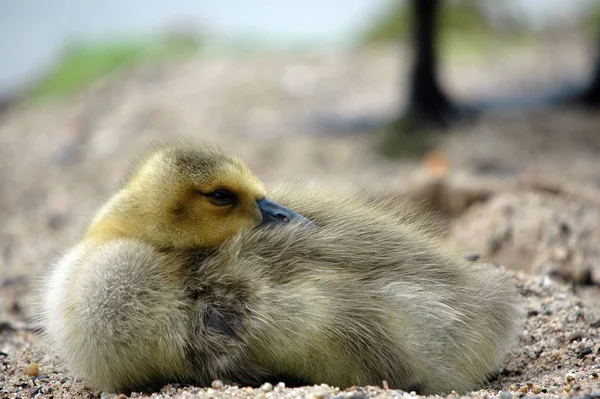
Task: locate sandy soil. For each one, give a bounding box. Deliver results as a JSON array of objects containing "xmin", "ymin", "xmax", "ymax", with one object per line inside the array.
[{"xmin": 1, "ymin": 39, "xmax": 600, "ymax": 398}]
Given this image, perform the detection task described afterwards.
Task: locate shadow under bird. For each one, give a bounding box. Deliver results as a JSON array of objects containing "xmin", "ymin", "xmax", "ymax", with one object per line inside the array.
[{"xmin": 37, "ymin": 143, "xmax": 522, "ymax": 394}]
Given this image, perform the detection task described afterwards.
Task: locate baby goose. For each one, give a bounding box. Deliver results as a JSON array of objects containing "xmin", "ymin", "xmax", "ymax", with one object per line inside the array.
[
  {"xmin": 39, "ymin": 144, "xmax": 310, "ymax": 391},
  {"xmin": 38, "ymin": 143, "xmax": 521, "ymax": 395}
]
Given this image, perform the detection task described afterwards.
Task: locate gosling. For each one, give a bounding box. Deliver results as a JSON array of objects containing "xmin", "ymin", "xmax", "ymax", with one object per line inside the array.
[{"xmin": 38, "ymin": 143, "xmax": 521, "ymax": 395}]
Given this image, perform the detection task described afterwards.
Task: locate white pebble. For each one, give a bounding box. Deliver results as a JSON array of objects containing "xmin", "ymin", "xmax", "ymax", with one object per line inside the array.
[
  {"xmin": 260, "ymin": 382, "xmax": 274, "ymax": 392},
  {"xmin": 312, "ymin": 387, "xmax": 329, "ymax": 399}
]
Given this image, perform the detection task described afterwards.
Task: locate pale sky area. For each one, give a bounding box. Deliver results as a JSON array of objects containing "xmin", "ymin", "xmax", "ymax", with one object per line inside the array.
[{"xmin": 0, "ymin": 0, "xmax": 593, "ymax": 94}]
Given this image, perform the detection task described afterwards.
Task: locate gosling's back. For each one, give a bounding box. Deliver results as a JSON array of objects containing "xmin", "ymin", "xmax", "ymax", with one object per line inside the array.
[
  {"xmin": 39, "ymin": 185, "xmax": 521, "ymax": 394},
  {"xmin": 190, "ymin": 187, "xmax": 521, "ymax": 394}
]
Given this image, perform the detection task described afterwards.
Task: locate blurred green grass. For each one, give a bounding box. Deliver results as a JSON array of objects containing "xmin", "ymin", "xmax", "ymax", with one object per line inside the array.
[
  {"xmin": 27, "ymin": 1, "xmax": 600, "ymax": 102},
  {"xmin": 28, "ymin": 34, "xmax": 202, "ymax": 100},
  {"xmin": 585, "ymin": 3, "xmax": 600, "ymax": 37}
]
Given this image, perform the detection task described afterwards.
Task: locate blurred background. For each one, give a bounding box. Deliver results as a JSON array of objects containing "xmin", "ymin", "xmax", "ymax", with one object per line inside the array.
[
  {"xmin": 2, "ymin": 2, "xmax": 600, "ymax": 396},
  {"xmin": 2, "ymin": 0, "xmax": 600, "ymax": 323},
  {"xmin": 2, "ymin": 0, "xmax": 600, "ymax": 101}
]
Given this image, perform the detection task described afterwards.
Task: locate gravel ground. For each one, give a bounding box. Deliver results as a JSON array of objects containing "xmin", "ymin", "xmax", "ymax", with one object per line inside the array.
[
  {"xmin": 2, "ymin": 38, "xmax": 600, "ymax": 398},
  {"xmin": 450, "ymin": 192, "xmax": 600, "ymax": 284},
  {"xmin": 2, "ymin": 269, "xmax": 600, "ymax": 398}
]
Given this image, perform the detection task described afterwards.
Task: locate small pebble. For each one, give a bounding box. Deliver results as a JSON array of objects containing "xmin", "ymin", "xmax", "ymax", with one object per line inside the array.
[
  {"xmin": 580, "ymin": 347, "xmax": 593, "ymax": 358},
  {"xmin": 24, "ymin": 363, "xmax": 39, "ymax": 377},
  {"xmin": 260, "ymin": 382, "xmax": 274, "ymax": 392},
  {"xmin": 211, "ymin": 380, "xmax": 224, "ymax": 390},
  {"xmin": 552, "ymin": 247, "xmax": 568, "ymax": 261},
  {"xmin": 313, "ymin": 387, "xmax": 329, "ymax": 399},
  {"xmin": 532, "ymin": 385, "xmax": 542, "ymax": 394},
  {"xmin": 498, "ymin": 391, "xmax": 512, "ymax": 399},
  {"xmin": 551, "ymin": 350, "xmax": 561, "ymax": 359},
  {"xmin": 519, "ymin": 386, "xmax": 528, "ymax": 393},
  {"xmin": 117, "ymin": 394, "xmax": 127, "ymax": 399},
  {"xmin": 568, "ymin": 331, "xmax": 585, "ymax": 342},
  {"xmin": 566, "ymin": 373, "xmax": 576, "ymax": 382}
]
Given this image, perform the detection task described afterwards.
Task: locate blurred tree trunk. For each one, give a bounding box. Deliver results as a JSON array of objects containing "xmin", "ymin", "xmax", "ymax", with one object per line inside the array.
[
  {"xmin": 389, "ymin": 0, "xmax": 598, "ymax": 138},
  {"xmin": 382, "ymin": 0, "xmax": 464, "ymax": 156},
  {"xmin": 576, "ymin": 37, "xmax": 600, "ymax": 106},
  {"xmin": 406, "ymin": 0, "xmax": 456, "ymax": 127}
]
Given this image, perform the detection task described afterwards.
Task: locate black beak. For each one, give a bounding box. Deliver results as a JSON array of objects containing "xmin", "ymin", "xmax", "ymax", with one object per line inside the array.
[{"xmin": 256, "ymin": 198, "xmax": 313, "ymax": 228}]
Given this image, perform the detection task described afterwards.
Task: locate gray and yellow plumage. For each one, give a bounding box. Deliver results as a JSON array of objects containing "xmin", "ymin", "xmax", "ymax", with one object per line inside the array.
[{"xmin": 37, "ymin": 143, "xmax": 521, "ymax": 394}]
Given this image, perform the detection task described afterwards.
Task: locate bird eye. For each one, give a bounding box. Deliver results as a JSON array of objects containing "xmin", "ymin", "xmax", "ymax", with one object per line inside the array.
[{"xmin": 206, "ymin": 189, "xmax": 237, "ymax": 206}]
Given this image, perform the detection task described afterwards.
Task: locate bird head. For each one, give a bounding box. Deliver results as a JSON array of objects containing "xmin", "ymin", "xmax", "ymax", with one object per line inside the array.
[{"xmin": 85, "ymin": 143, "xmax": 310, "ymax": 249}]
